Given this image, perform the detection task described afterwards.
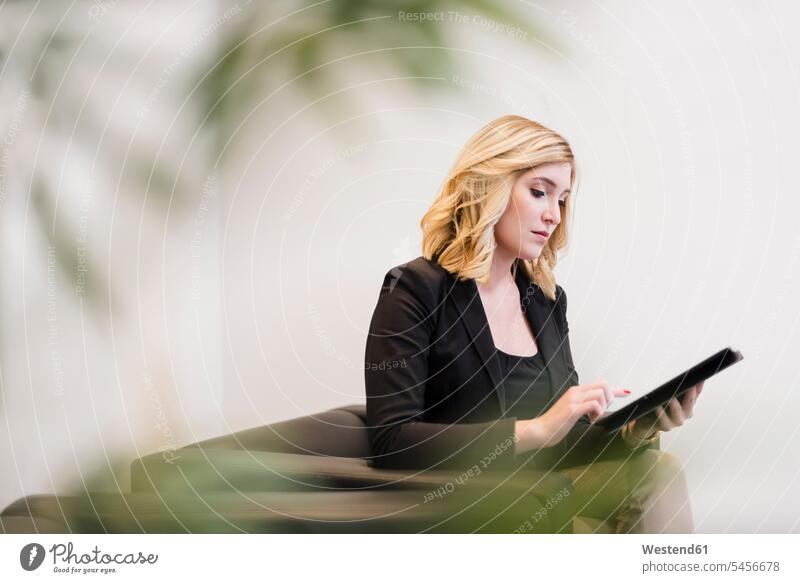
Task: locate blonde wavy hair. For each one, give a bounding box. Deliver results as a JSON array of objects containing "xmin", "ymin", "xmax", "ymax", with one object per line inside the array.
[{"xmin": 420, "ymin": 115, "xmax": 577, "ymax": 301}]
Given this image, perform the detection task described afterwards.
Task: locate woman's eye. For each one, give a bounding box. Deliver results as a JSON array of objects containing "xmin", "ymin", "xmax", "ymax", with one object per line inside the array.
[{"xmin": 530, "ymin": 187, "xmax": 567, "ymax": 208}]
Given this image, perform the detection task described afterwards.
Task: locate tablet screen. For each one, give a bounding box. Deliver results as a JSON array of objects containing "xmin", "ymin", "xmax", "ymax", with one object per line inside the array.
[{"xmin": 595, "ymin": 346, "xmax": 743, "ymax": 431}]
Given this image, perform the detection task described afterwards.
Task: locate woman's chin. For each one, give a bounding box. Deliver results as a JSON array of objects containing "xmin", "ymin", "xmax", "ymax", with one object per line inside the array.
[{"xmin": 517, "ymin": 247, "xmax": 541, "ymax": 262}]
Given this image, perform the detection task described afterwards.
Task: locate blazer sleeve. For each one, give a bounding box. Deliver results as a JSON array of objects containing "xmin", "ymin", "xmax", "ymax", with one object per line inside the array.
[
  {"xmin": 554, "ymin": 286, "xmax": 659, "ymax": 468},
  {"xmin": 364, "ymin": 265, "xmax": 518, "ymax": 471}
]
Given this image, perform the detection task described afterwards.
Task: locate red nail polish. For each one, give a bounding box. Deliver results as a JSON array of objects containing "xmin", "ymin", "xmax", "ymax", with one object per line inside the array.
[{"xmin": 623, "ymin": 390, "xmax": 631, "ymax": 394}]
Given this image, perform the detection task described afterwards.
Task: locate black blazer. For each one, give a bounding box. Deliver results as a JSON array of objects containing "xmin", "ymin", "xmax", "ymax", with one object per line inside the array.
[{"xmin": 364, "ymin": 255, "xmax": 650, "ymax": 472}]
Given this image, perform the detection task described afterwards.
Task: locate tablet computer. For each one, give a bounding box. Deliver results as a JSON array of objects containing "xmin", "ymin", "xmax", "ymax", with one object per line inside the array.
[{"xmin": 594, "ymin": 346, "xmax": 744, "ymax": 431}]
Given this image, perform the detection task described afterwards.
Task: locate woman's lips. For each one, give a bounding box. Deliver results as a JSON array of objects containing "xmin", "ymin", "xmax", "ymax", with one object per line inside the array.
[{"xmin": 531, "ymin": 231, "xmax": 549, "ymax": 240}]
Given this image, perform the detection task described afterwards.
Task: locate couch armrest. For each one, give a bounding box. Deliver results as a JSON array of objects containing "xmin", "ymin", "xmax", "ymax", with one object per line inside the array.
[
  {"xmin": 130, "ymin": 448, "xmax": 575, "ymax": 533},
  {"xmin": 0, "ymin": 491, "xmax": 478, "ymax": 533},
  {"xmin": 132, "ymin": 448, "xmax": 569, "ymax": 493},
  {"xmin": 3, "ymin": 486, "xmax": 573, "ymax": 533}
]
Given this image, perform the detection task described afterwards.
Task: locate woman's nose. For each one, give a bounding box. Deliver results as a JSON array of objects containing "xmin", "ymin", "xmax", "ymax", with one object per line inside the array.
[{"xmin": 542, "ymin": 203, "xmax": 560, "ymax": 225}]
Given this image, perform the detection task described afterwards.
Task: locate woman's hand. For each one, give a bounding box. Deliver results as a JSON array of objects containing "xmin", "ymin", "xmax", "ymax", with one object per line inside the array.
[
  {"xmin": 515, "ymin": 380, "xmax": 630, "ymax": 453},
  {"xmin": 625, "ymin": 381, "xmax": 705, "ymax": 440}
]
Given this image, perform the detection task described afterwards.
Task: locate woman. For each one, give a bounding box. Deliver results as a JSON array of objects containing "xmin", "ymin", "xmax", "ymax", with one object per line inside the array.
[{"xmin": 364, "ymin": 115, "xmax": 703, "ymax": 533}]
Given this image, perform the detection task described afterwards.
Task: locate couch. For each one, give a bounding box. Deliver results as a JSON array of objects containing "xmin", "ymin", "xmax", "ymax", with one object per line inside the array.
[{"xmin": 2, "ymin": 404, "xmax": 635, "ymax": 533}]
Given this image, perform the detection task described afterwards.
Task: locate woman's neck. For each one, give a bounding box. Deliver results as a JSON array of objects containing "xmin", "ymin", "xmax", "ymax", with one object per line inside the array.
[{"xmin": 479, "ymin": 254, "xmax": 517, "ymax": 292}]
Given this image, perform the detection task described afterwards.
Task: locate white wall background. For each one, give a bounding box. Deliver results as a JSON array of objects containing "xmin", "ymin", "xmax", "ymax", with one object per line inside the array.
[
  {"xmin": 1, "ymin": 0, "xmax": 798, "ymax": 533},
  {"xmin": 220, "ymin": 0, "xmax": 800, "ymax": 533},
  {"xmin": 0, "ymin": 1, "xmax": 227, "ymax": 513}
]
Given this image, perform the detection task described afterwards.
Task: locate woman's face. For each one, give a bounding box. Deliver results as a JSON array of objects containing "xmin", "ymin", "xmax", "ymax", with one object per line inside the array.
[{"xmin": 494, "ymin": 161, "xmax": 572, "ymax": 261}]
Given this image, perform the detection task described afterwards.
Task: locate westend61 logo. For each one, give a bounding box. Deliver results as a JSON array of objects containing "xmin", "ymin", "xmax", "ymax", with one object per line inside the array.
[{"xmin": 19, "ymin": 542, "xmax": 158, "ymax": 574}]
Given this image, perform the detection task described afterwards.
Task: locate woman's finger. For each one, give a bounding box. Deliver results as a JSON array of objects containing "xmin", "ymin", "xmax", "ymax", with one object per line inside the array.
[
  {"xmin": 582, "ymin": 388, "xmax": 609, "ymax": 411},
  {"xmin": 680, "ymin": 387, "xmax": 697, "ymax": 417},
  {"xmin": 654, "ymin": 405, "xmax": 676, "ymax": 431},
  {"xmin": 668, "ymin": 397, "xmax": 687, "ymax": 426},
  {"xmin": 582, "ymin": 400, "xmax": 605, "ymax": 423},
  {"xmin": 599, "ymin": 382, "xmax": 614, "ymax": 408},
  {"xmin": 603, "ymin": 384, "xmax": 632, "ymax": 406},
  {"xmin": 682, "ymin": 386, "xmax": 698, "ymax": 418}
]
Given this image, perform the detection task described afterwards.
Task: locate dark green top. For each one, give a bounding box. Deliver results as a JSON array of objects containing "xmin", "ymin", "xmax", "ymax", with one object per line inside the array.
[{"xmin": 497, "ymin": 348, "xmax": 554, "ymax": 420}]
